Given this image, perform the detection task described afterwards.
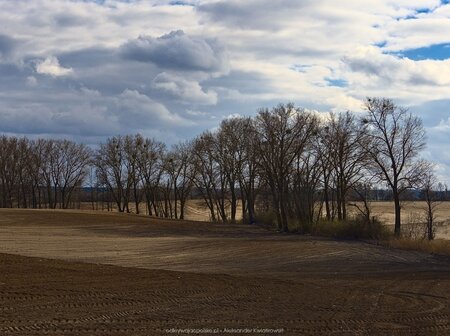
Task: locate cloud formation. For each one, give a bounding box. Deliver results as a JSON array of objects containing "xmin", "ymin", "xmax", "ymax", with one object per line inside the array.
[
  {"xmin": 0, "ymin": 0, "xmax": 449, "ymax": 180},
  {"xmin": 343, "ymin": 46, "xmax": 450, "ymax": 87},
  {"xmin": 152, "ymin": 72, "xmax": 218, "ymax": 105},
  {"xmin": 120, "ymin": 30, "xmax": 229, "ymax": 74}
]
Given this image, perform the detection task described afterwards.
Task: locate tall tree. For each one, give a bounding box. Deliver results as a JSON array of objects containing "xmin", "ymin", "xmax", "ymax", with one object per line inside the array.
[
  {"xmin": 255, "ymin": 103, "xmax": 318, "ymax": 232},
  {"xmin": 327, "ymin": 112, "xmax": 368, "ymax": 220},
  {"xmin": 362, "ymin": 97, "xmax": 427, "ymax": 237}
]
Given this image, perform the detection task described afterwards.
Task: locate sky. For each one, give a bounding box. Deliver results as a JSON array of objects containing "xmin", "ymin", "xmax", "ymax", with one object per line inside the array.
[{"xmin": 0, "ymin": 0, "xmax": 449, "ymax": 183}]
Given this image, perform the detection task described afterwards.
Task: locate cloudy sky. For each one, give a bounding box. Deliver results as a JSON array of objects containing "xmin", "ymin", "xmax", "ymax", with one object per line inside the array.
[{"xmin": 0, "ymin": 0, "xmax": 449, "ymax": 182}]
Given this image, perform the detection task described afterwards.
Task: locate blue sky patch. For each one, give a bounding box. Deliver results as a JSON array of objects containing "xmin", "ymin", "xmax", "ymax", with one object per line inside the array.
[
  {"xmin": 396, "ymin": 43, "xmax": 450, "ymax": 60},
  {"xmin": 290, "ymin": 64, "xmax": 313, "ymax": 73},
  {"xmin": 325, "ymin": 78, "xmax": 347, "ymax": 87},
  {"xmin": 169, "ymin": 1, "xmax": 194, "ymax": 6}
]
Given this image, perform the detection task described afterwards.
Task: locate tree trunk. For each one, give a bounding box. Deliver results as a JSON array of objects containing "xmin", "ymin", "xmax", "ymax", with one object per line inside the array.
[{"xmin": 393, "ymin": 192, "xmax": 401, "ymax": 237}]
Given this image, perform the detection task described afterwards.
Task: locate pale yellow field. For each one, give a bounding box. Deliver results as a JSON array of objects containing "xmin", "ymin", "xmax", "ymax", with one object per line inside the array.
[
  {"xmin": 80, "ymin": 200, "xmax": 450, "ymax": 239},
  {"xmin": 183, "ymin": 200, "xmax": 450, "ymax": 239},
  {"xmin": 366, "ymin": 201, "xmax": 450, "ymax": 240}
]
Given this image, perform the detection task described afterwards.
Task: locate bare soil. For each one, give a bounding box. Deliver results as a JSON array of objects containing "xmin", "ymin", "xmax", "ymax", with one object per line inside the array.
[{"xmin": 1, "ymin": 209, "xmax": 450, "ymax": 335}]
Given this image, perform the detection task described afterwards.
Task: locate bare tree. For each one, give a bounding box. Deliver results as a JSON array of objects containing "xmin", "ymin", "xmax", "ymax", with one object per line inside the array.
[
  {"xmin": 362, "ymin": 97, "xmax": 427, "ymax": 237},
  {"xmin": 95, "ymin": 136, "xmax": 130, "ymax": 212},
  {"xmin": 169, "ymin": 142, "xmax": 195, "ymax": 219},
  {"xmin": 136, "ymin": 137, "xmax": 165, "ymax": 216},
  {"xmin": 421, "ymin": 167, "xmax": 444, "ymax": 240},
  {"xmin": 0, "ymin": 136, "xmax": 20, "ymax": 208},
  {"xmin": 327, "ymin": 112, "xmax": 368, "ymax": 221},
  {"xmin": 56, "ymin": 140, "xmax": 92, "ymax": 209},
  {"xmin": 191, "ymin": 132, "xmax": 224, "ymax": 222},
  {"xmin": 349, "ymin": 180, "xmax": 375, "ymax": 224},
  {"xmin": 235, "ymin": 118, "xmax": 259, "ymax": 224},
  {"xmin": 254, "ymin": 103, "xmax": 319, "ymax": 232},
  {"xmin": 291, "ymin": 149, "xmax": 322, "ymax": 231}
]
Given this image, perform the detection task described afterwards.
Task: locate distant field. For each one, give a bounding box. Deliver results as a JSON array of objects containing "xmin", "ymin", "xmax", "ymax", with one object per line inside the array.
[
  {"xmin": 184, "ymin": 200, "xmax": 450, "ymax": 239},
  {"xmin": 80, "ymin": 200, "xmax": 450, "ymax": 239},
  {"xmin": 0, "ymin": 209, "xmax": 449, "ymax": 335},
  {"xmin": 354, "ymin": 201, "xmax": 450, "ymax": 240}
]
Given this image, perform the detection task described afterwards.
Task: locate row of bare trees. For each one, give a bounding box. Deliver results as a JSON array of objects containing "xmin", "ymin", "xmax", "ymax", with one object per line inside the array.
[
  {"xmin": 0, "ymin": 137, "xmax": 91, "ymax": 209},
  {"xmin": 94, "ymin": 134, "xmax": 194, "ymax": 219},
  {"xmin": 0, "ymin": 98, "xmax": 443, "ymax": 237}
]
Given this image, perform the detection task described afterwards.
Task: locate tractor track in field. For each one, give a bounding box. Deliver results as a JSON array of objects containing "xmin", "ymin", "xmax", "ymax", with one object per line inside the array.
[{"xmin": 0, "ymin": 209, "xmax": 449, "ymax": 335}]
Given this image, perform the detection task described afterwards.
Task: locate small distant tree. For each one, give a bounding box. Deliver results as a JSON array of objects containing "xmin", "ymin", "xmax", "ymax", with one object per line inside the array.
[
  {"xmin": 421, "ymin": 169, "xmax": 444, "ymax": 240},
  {"xmin": 362, "ymin": 98, "xmax": 427, "ymax": 237}
]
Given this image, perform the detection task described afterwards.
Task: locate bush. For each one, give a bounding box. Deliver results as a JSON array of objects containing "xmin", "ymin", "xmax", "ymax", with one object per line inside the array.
[
  {"xmin": 253, "ymin": 211, "xmax": 278, "ymax": 230},
  {"xmin": 312, "ymin": 215, "xmax": 389, "ymax": 240},
  {"xmin": 254, "ymin": 211, "xmax": 314, "ymax": 233}
]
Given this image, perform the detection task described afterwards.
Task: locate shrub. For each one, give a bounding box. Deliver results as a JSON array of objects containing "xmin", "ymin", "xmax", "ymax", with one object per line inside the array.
[
  {"xmin": 312, "ymin": 215, "xmax": 389, "ymax": 240},
  {"xmin": 253, "ymin": 211, "xmax": 278, "ymax": 230}
]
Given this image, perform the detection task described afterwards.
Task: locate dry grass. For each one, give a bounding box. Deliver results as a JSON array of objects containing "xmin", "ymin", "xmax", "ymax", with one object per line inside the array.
[
  {"xmin": 364, "ymin": 201, "xmax": 450, "ymax": 240},
  {"xmin": 383, "ymin": 238, "xmax": 450, "ymax": 257}
]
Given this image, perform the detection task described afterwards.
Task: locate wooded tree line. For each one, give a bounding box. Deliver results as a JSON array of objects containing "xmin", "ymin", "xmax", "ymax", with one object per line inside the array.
[{"xmin": 0, "ymin": 98, "xmax": 445, "ymax": 237}]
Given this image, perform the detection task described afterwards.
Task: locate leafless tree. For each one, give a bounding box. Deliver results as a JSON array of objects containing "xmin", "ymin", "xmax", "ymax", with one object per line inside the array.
[
  {"xmin": 254, "ymin": 103, "xmax": 319, "ymax": 232},
  {"xmin": 421, "ymin": 167, "xmax": 444, "ymax": 240},
  {"xmin": 326, "ymin": 112, "xmax": 369, "ymax": 221},
  {"xmin": 95, "ymin": 136, "xmax": 130, "ymax": 212},
  {"xmin": 362, "ymin": 97, "xmax": 427, "ymax": 237},
  {"xmin": 135, "ymin": 136, "xmax": 165, "ymax": 216},
  {"xmin": 54, "ymin": 140, "xmax": 91, "ymax": 209},
  {"xmin": 349, "ymin": 180, "xmax": 375, "ymax": 224},
  {"xmin": 168, "ymin": 142, "xmax": 195, "ymax": 219},
  {"xmin": 0, "ymin": 136, "xmax": 20, "ymax": 208},
  {"xmin": 191, "ymin": 132, "xmax": 225, "ymax": 222}
]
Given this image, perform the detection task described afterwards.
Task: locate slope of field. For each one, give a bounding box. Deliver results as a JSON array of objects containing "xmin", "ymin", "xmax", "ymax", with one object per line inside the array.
[{"xmin": 1, "ymin": 209, "xmax": 450, "ymax": 335}]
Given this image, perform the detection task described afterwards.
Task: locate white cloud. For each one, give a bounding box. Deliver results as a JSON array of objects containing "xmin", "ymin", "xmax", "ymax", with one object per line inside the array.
[
  {"xmin": 343, "ymin": 46, "xmax": 450, "ymax": 87},
  {"xmin": 0, "ymin": 0, "xmax": 449, "ymax": 177},
  {"xmin": 115, "ymin": 89, "xmax": 190, "ymax": 126},
  {"xmin": 152, "ymin": 72, "xmax": 218, "ymax": 105},
  {"xmin": 36, "ymin": 56, "xmax": 73, "ymax": 77}
]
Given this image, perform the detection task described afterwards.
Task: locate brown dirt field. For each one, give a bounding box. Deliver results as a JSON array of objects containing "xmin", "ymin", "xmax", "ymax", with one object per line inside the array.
[{"xmin": 1, "ymin": 209, "xmax": 450, "ymax": 335}]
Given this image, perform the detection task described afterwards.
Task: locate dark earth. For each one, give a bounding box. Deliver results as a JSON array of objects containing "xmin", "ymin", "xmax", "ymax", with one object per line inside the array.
[{"xmin": 0, "ymin": 209, "xmax": 449, "ymax": 335}]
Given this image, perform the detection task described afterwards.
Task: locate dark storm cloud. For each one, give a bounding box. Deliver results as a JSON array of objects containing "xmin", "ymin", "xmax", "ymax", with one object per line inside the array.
[{"xmin": 120, "ymin": 30, "xmax": 229, "ymax": 73}]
